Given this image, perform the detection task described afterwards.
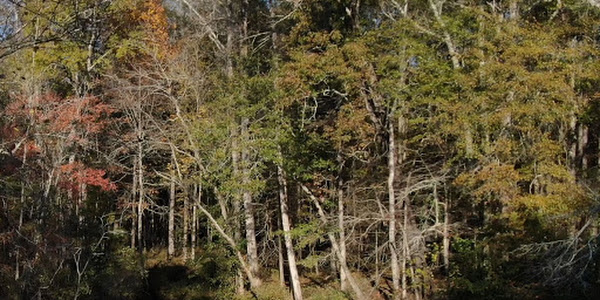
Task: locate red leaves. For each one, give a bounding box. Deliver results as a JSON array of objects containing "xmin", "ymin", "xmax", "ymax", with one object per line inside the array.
[
  {"xmin": 4, "ymin": 93, "xmax": 114, "ymax": 147},
  {"xmin": 60, "ymin": 162, "xmax": 117, "ymax": 193},
  {"xmin": 1, "ymin": 92, "xmax": 118, "ymax": 194}
]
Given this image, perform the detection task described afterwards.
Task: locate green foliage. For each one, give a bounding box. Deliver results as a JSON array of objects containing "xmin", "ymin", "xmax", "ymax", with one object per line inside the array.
[{"xmin": 91, "ymin": 247, "xmax": 145, "ymax": 299}]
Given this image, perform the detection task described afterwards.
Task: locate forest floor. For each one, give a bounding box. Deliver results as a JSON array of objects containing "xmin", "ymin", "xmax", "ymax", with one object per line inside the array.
[{"xmin": 141, "ymin": 248, "xmax": 369, "ymax": 300}]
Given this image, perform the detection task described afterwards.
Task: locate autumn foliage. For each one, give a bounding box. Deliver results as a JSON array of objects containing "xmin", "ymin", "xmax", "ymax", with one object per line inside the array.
[{"xmin": 59, "ymin": 161, "xmax": 117, "ymax": 193}]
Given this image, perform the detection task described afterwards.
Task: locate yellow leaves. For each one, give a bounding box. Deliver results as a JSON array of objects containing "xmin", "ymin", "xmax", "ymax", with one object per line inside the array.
[
  {"xmin": 515, "ymin": 180, "xmax": 587, "ymax": 218},
  {"xmin": 456, "ymin": 163, "xmax": 521, "ymax": 203},
  {"xmin": 517, "ymin": 194, "xmax": 570, "ymax": 219},
  {"xmin": 109, "ymin": 0, "xmax": 173, "ymax": 62},
  {"xmin": 139, "ymin": 0, "xmax": 170, "ymax": 47}
]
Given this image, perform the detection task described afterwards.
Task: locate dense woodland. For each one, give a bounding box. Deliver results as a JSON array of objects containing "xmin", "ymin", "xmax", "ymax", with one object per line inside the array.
[{"xmin": 2, "ymin": 0, "xmax": 600, "ymax": 299}]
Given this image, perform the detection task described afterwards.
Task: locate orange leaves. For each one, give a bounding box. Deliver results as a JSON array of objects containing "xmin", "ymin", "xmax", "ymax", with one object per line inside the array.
[
  {"xmin": 60, "ymin": 162, "xmax": 117, "ymax": 193},
  {"xmin": 140, "ymin": 0, "xmax": 170, "ymax": 45},
  {"xmin": 110, "ymin": 0, "xmax": 175, "ymax": 61},
  {"xmin": 131, "ymin": 0, "xmax": 173, "ymax": 59}
]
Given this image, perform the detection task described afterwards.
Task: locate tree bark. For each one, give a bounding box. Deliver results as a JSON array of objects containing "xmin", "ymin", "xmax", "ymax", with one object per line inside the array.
[
  {"xmin": 388, "ymin": 101, "xmax": 401, "ymax": 300},
  {"xmin": 337, "ymin": 154, "xmax": 349, "ymax": 292},
  {"xmin": 183, "ymin": 187, "xmax": 189, "ymax": 262},
  {"xmin": 278, "ymin": 165, "xmax": 303, "ymax": 300},
  {"xmin": 443, "ymin": 191, "xmax": 450, "ymax": 273},
  {"xmin": 578, "ymin": 124, "xmax": 588, "ymax": 170},
  {"xmin": 569, "ymin": 114, "xmax": 577, "ymax": 175},
  {"xmin": 242, "ymin": 117, "xmax": 261, "ymax": 287},
  {"xmin": 131, "ymin": 155, "xmax": 137, "ymax": 249},
  {"xmin": 168, "ymin": 167, "xmax": 176, "ymax": 259},
  {"xmin": 191, "ymin": 184, "xmax": 199, "ymax": 260},
  {"xmin": 231, "ymin": 130, "xmax": 245, "ymax": 293},
  {"xmin": 137, "ymin": 140, "xmax": 144, "ymax": 253},
  {"xmin": 401, "ymin": 196, "xmax": 410, "ymax": 300},
  {"xmin": 225, "ymin": 0, "xmax": 235, "ymax": 78},
  {"xmin": 428, "ymin": 0, "xmax": 460, "ymax": 69},
  {"xmin": 278, "ymin": 234, "xmax": 286, "ymax": 287}
]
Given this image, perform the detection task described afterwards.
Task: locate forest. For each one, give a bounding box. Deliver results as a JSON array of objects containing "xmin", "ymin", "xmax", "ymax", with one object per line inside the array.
[{"xmin": 2, "ymin": 0, "xmax": 600, "ymax": 299}]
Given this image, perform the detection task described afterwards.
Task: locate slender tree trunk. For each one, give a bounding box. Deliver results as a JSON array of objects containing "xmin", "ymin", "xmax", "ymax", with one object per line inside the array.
[
  {"xmin": 191, "ymin": 184, "xmax": 199, "ymax": 260},
  {"xmin": 337, "ymin": 154, "xmax": 349, "ymax": 292},
  {"xmin": 231, "ymin": 131, "xmax": 245, "ymax": 293},
  {"xmin": 183, "ymin": 188, "xmax": 189, "ymax": 262},
  {"xmin": 569, "ymin": 114, "xmax": 577, "ymax": 175},
  {"xmin": 168, "ymin": 167, "xmax": 176, "ymax": 259},
  {"xmin": 242, "ymin": 118, "xmax": 261, "ymax": 287},
  {"xmin": 131, "ymin": 158, "xmax": 137, "ymax": 249},
  {"xmin": 137, "ymin": 140, "xmax": 144, "ymax": 253},
  {"xmin": 402, "ymin": 197, "xmax": 410, "ymax": 300},
  {"xmin": 568, "ymin": 71, "xmax": 577, "ymax": 176},
  {"xmin": 241, "ymin": 0, "xmax": 249, "ymax": 58},
  {"xmin": 225, "ymin": 0, "xmax": 235, "ymax": 79},
  {"xmin": 578, "ymin": 124, "xmax": 588, "ymax": 170},
  {"xmin": 278, "ymin": 223, "xmax": 286, "ymax": 286},
  {"xmin": 80, "ymin": 182, "xmax": 86, "ymax": 224},
  {"xmin": 278, "ymin": 239, "xmax": 286, "ymax": 286},
  {"xmin": 375, "ymin": 227, "xmax": 379, "ymax": 278},
  {"xmin": 443, "ymin": 194, "xmax": 450, "ymax": 272},
  {"xmin": 388, "ymin": 102, "xmax": 401, "ymax": 300},
  {"xmin": 353, "ymin": 0, "xmax": 361, "ymax": 30},
  {"xmin": 426, "ymin": 3, "xmax": 458, "ymax": 282},
  {"xmin": 16, "ymin": 145, "xmax": 28, "ymax": 280},
  {"xmin": 235, "ymin": 0, "xmax": 261, "ymax": 284},
  {"xmin": 278, "ymin": 165, "xmax": 303, "ymax": 300}
]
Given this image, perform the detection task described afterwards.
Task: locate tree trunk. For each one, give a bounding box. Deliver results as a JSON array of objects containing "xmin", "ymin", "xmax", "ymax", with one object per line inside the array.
[
  {"xmin": 225, "ymin": 0, "xmax": 234, "ymax": 78},
  {"xmin": 388, "ymin": 102, "xmax": 401, "ymax": 300},
  {"xmin": 242, "ymin": 117, "xmax": 261, "ymax": 287},
  {"xmin": 401, "ymin": 197, "xmax": 410, "ymax": 300},
  {"xmin": 278, "ymin": 165, "xmax": 303, "ymax": 300},
  {"xmin": 131, "ymin": 157, "xmax": 137, "ymax": 249},
  {"xmin": 137, "ymin": 140, "xmax": 144, "ymax": 253},
  {"xmin": 375, "ymin": 227, "xmax": 379, "ymax": 282},
  {"xmin": 278, "ymin": 234, "xmax": 286, "ymax": 287},
  {"xmin": 578, "ymin": 124, "xmax": 588, "ymax": 170},
  {"xmin": 443, "ymin": 194, "xmax": 450, "ymax": 273},
  {"xmin": 191, "ymin": 184, "xmax": 199, "ymax": 260},
  {"xmin": 568, "ymin": 114, "xmax": 577, "ymax": 175},
  {"xmin": 231, "ymin": 130, "xmax": 245, "ymax": 293},
  {"xmin": 168, "ymin": 167, "xmax": 176, "ymax": 259},
  {"xmin": 337, "ymin": 154, "xmax": 349, "ymax": 292},
  {"xmin": 183, "ymin": 188, "xmax": 189, "ymax": 262}
]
